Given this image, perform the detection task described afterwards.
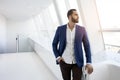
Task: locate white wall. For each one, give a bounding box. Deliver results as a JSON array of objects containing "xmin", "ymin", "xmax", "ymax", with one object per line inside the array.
[
  {"xmin": 109, "ymin": 64, "xmax": 120, "ymax": 80},
  {"xmin": 0, "ymin": 14, "xmax": 7, "ymax": 53},
  {"xmin": 90, "ymin": 63, "xmax": 109, "ymax": 80},
  {"xmin": 29, "ymin": 39, "xmax": 63, "ymax": 80},
  {"xmin": 6, "ymin": 18, "xmax": 37, "ymax": 53},
  {"xmin": 89, "ymin": 62, "xmax": 120, "ymax": 80}
]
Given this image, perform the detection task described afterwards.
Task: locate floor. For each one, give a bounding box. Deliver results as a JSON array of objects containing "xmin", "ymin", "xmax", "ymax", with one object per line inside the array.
[{"xmin": 0, "ymin": 52, "xmax": 56, "ymax": 80}]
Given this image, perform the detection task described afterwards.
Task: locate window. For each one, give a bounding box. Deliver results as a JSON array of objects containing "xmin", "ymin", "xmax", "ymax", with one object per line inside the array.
[
  {"xmin": 96, "ymin": 0, "xmax": 120, "ymax": 53},
  {"xmin": 32, "ymin": 3, "xmax": 60, "ymax": 51}
]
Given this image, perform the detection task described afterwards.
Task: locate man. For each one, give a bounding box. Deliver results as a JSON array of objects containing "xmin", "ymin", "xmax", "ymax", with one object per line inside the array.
[{"xmin": 52, "ymin": 9, "xmax": 93, "ymax": 80}]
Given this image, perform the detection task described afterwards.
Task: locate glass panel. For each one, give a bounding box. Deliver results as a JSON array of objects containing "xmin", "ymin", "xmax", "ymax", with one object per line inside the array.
[
  {"xmin": 96, "ymin": 0, "xmax": 120, "ymax": 29},
  {"xmin": 32, "ymin": 3, "xmax": 60, "ymax": 51},
  {"xmin": 103, "ymin": 32, "xmax": 120, "ymax": 53},
  {"xmin": 17, "ymin": 34, "xmax": 33, "ymax": 52},
  {"xmin": 96, "ymin": 0, "xmax": 120, "ymax": 53}
]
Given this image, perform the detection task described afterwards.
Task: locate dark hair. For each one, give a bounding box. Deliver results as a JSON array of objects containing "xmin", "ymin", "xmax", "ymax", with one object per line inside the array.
[{"xmin": 67, "ymin": 9, "xmax": 76, "ymax": 18}]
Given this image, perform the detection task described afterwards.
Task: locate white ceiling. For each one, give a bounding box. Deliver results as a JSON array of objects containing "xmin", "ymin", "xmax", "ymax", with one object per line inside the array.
[{"xmin": 0, "ymin": 0, "xmax": 53, "ymax": 21}]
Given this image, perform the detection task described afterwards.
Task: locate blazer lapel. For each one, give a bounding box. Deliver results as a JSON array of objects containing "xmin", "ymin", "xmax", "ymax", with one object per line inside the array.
[
  {"xmin": 60, "ymin": 25, "xmax": 67, "ymax": 54},
  {"xmin": 62, "ymin": 24, "xmax": 67, "ymax": 44},
  {"xmin": 75, "ymin": 25, "xmax": 78, "ymax": 43}
]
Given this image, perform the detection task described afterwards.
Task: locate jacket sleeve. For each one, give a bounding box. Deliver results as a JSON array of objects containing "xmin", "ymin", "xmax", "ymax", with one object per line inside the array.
[
  {"xmin": 82, "ymin": 28, "xmax": 92, "ymax": 63},
  {"xmin": 52, "ymin": 27, "xmax": 60, "ymax": 58}
]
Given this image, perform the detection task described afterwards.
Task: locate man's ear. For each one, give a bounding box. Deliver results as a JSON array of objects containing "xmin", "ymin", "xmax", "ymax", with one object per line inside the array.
[{"xmin": 68, "ymin": 15, "xmax": 71, "ymax": 20}]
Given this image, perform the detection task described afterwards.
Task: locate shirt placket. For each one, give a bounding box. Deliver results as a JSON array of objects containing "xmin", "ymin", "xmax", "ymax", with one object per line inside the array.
[{"xmin": 71, "ymin": 30, "xmax": 74, "ymax": 64}]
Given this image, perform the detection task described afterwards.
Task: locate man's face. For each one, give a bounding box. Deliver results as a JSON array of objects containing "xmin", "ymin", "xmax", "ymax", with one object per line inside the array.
[{"xmin": 71, "ymin": 11, "xmax": 79, "ymax": 23}]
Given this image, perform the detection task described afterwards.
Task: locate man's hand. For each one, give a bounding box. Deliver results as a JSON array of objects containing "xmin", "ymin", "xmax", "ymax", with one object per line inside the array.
[
  {"xmin": 85, "ymin": 64, "xmax": 93, "ymax": 74},
  {"xmin": 57, "ymin": 57, "xmax": 64, "ymax": 63}
]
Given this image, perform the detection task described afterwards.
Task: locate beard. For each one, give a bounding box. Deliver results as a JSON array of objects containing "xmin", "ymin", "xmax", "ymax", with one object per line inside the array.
[{"xmin": 71, "ymin": 17, "xmax": 79, "ymax": 23}]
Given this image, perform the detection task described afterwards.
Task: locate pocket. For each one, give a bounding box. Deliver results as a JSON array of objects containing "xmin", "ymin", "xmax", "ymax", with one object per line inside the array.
[
  {"xmin": 59, "ymin": 60, "xmax": 67, "ymax": 68},
  {"xmin": 60, "ymin": 60, "xmax": 65, "ymax": 65}
]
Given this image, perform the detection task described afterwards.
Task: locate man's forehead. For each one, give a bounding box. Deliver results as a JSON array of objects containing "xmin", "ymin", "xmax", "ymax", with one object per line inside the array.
[{"xmin": 72, "ymin": 11, "xmax": 78, "ymax": 14}]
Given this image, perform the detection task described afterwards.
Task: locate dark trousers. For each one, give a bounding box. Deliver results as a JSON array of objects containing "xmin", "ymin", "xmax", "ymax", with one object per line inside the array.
[{"xmin": 59, "ymin": 61, "xmax": 82, "ymax": 80}]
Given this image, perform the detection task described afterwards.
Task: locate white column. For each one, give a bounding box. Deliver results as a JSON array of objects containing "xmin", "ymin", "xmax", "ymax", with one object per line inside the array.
[{"xmin": 0, "ymin": 14, "xmax": 7, "ymax": 53}]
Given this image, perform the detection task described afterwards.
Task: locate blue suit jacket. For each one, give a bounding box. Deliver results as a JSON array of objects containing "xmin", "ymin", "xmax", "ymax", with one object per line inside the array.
[{"xmin": 52, "ymin": 24, "xmax": 92, "ymax": 67}]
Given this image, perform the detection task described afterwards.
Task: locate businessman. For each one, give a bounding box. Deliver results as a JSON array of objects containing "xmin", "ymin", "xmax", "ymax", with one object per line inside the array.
[{"xmin": 52, "ymin": 9, "xmax": 93, "ymax": 80}]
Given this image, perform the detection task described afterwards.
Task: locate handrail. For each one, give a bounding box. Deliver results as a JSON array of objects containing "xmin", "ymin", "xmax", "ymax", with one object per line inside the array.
[
  {"xmin": 100, "ymin": 28, "xmax": 120, "ymax": 32},
  {"xmin": 105, "ymin": 44, "xmax": 120, "ymax": 48}
]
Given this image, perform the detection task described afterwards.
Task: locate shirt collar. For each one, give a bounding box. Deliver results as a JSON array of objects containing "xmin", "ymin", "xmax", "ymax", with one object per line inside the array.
[{"xmin": 67, "ymin": 23, "xmax": 76, "ymax": 30}]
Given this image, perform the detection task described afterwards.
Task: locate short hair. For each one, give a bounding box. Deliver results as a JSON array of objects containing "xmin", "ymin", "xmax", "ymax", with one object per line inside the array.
[{"xmin": 67, "ymin": 9, "xmax": 76, "ymax": 18}]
